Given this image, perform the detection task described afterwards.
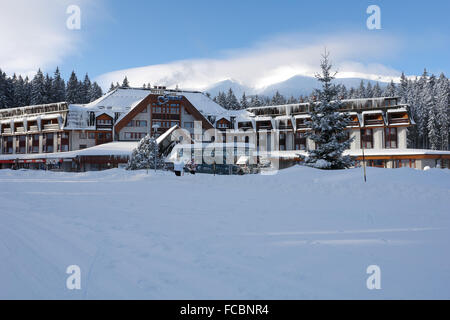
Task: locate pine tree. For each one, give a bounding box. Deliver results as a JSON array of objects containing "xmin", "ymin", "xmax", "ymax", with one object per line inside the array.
[
  {"xmin": 122, "ymin": 76, "xmax": 130, "ymax": 88},
  {"xmin": 271, "ymin": 91, "xmax": 286, "ymax": 105},
  {"xmin": 337, "ymin": 84, "xmax": 348, "ymax": 99},
  {"xmin": 365, "ymin": 82, "xmax": 373, "ymax": 98},
  {"xmin": 372, "ymin": 82, "xmax": 382, "ymax": 97},
  {"xmin": 43, "ymin": 73, "xmax": 53, "ymax": 104},
  {"xmin": 240, "ymin": 92, "xmax": 249, "ymax": 109},
  {"xmin": 287, "ymin": 95, "xmax": 297, "ymax": 104},
  {"xmin": 109, "ymin": 82, "xmax": 116, "ymax": 92},
  {"xmin": 398, "ymin": 72, "xmax": 408, "ymax": 103},
  {"xmin": 52, "ymin": 67, "xmax": 66, "ymax": 102},
  {"xmin": 416, "ymin": 70, "xmax": 429, "ymax": 148},
  {"xmin": 0, "ymin": 70, "xmax": 7, "ymax": 108},
  {"xmin": 356, "ymin": 80, "xmax": 366, "ymax": 98},
  {"xmin": 383, "ymin": 80, "xmax": 396, "ymax": 97},
  {"xmin": 304, "ymin": 51, "xmax": 353, "ymax": 169},
  {"xmin": 126, "ymin": 135, "xmax": 164, "ymax": 170},
  {"xmin": 436, "ymin": 73, "xmax": 449, "ymax": 150},
  {"xmin": 426, "ymin": 74, "xmax": 439, "ymax": 150},
  {"xmin": 66, "ymin": 71, "xmax": 80, "ymax": 104},
  {"xmin": 80, "ymin": 74, "xmax": 92, "ymax": 104},
  {"xmin": 13, "ymin": 75, "xmax": 27, "ymax": 107},
  {"xmin": 30, "ymin": 69, "xmax": 46, "ymax": 105},
  {"xmin": 250, "ymin": 95, "xmax": 263, "ymax": 107},
  {"xmin": 226, "ymin": 88, "xmax": 239, "ymax": 110},
  {"xmin": 89, "ymin": 82, "xmax": 103, "ymax": 102}
]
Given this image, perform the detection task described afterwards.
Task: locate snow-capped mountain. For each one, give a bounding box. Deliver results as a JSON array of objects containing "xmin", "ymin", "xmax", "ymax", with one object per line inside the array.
[{"xmin": 205, "ymin": 75, "xmax": 388, "ymax": 98}]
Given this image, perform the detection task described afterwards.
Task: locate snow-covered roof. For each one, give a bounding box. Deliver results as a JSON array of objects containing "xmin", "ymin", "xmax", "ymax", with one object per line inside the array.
[
  {"xmin": 74, "ymin": 88, "xmax": 150, "ymax": 113},
  {"xmin": 294, "ymin": 114, "xmax": 311, "ymax": 119},
  {"xmin": 182, "ymin": 92, "xmax": 228, "ymax": 117}
]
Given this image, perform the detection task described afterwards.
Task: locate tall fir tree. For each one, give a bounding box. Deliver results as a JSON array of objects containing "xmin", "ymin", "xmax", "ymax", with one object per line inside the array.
[
  {"xmin": 122, "ymin": 76, "xmax": 130, "ymax": 88},
  {"xmin": 426, "ymin": 74, "xmax": 439, "ymax": 149},
  {"xmin": 304, "ymin": 51, "xmax": 353, "ymax": 169},
  {"xmin": 226, "ymin": 88, "xmax": 239, "ymax": 110},
  {"xmin": 66, "ymin": 71, "xmax": 80, "ymax": 104},
  {"xmin": 372, "ymin": 82, "xmax": 382, "ymax": 97},
  {"xmin": 271, "ymin": 91, "xmax": 286, "ymax": 105},
  {"xmin": 89, "ymin": 82, "xmax": 103, "ymax": 102},
  {"xmin": 52, "ymin": 67, "xmax": 66, "ymax": 102},
  {"xmin": 240, "ymin": 92, "xmax": 249, "ymax": 109},
  {"xmin": 436, "ymin": 73, "xmax": 449, "ymax": 150},
  {"xmin": 30, "ymin": 69, "xmax": 46, "ymax": 105},
  {"xmin": 383, "ymin": 80, "xmax": 396, "ymax": 97}
]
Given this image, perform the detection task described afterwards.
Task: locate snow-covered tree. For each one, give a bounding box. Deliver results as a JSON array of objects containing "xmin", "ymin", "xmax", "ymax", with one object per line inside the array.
[
  {"xmin": 240, "ymin": 92, "xmax": 249, "ymax": 109},
  {"xmin": 372, "ymin": 82, "xmax": 382, "ymax": 97},
  {"xmin": 30, "ymin": 69, "xmax": 46, "ymax": 105},
  {"xmin": 66, "ymin": 71, "xmax": 80, "ymax": 104},
  {"xmin": 365, "ymin": 82, "xmax": 373, "ymax": 98},
  {"xmin": 271, "ymin": 91, "xmax": 286, "ymax": 105},
  {"xmin": 287, "ymin": 95, "xmax": 297, "ymax": 104},
  {"xmin": 356, "ymin": 80, "xmax": 366, "ymax": 98},
  {"xmin": 52, "ymin": 67, "xmax": 66, "ymax": 102},
  {"xmin": 250, "ymin": 95, "xmax": 263, "ymax": 107},
  {"xmin": 436, "ymin": 73, "xmax": 449, "ymax": 150},
  {"xmin": 80, "ymin": 74, "xmax": 92, "ymax": 104},
  {"xmin": 398, "ymin": 72, "xmax": 408, "ymax": 103},
  {"xmin": 89, "ymin": 82, "xmax": 103, "ymax": 102},
  {"xmin": 336, "ymin": 84, "xmax": 348, "ymax": 99},
  {"xmin": 383, "ymin": 80, "xmax": 396, "ymax": 97},
  {"xmin": 122, "ymin": 76, "xmax": 130, "ymax": 88},
  {"xmin": 425, "ymin": 75, "xmax": 439, "ymax": 149},
  {"xmin": 304, "ymin": 51, "xmax": 353, "ymax": 170},
  {"xmin": 126, "ymin": 134, "xmax": 164, "ymax": 170},
  {"xmin": 226, "ymin": 88, "xmax": 239, "ymax": 110}
]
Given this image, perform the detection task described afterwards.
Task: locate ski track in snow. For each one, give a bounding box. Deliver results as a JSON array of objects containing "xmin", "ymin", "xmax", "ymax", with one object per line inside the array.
[{"xmin": 0, "ymin": 166, "xmax": 449, "ymax": 299}]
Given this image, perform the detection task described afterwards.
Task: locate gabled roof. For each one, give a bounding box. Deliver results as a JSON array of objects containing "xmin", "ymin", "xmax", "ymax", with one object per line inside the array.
[{"xmin": 74, "ymin": 88, "xmax": 151, "ymax": 113}]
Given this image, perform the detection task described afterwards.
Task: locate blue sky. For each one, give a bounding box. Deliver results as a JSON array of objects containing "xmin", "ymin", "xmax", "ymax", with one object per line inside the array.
[{"xmin": 1, "ymin": 0, "xmax": 449, "ymax": 90}]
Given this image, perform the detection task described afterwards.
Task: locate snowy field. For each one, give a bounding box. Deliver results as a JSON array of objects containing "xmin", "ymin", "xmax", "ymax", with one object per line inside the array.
[{"xmin": 0, "ymin": 166, "xmax": 449, "ymax": 299}]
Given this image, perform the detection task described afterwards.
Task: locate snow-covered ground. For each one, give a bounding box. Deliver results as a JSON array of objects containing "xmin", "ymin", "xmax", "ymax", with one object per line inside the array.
[{"xmin": 0, "ymin": 166, "xmax": 449, "ymax": 299}]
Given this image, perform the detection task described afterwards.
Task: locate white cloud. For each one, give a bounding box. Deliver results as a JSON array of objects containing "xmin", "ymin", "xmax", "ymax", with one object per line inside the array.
[
  {"xmin": 96, "ymin": 32, "xmax": 404, "ymax": 91},
  {"xmin": 0, "ymin": 0, "xmax": 98, "ymax": 77}
]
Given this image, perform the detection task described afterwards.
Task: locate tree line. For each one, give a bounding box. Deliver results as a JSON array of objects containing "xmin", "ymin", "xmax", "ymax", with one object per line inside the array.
[{"xmin": 0, "ymin": 67, "xmax": 103, "ymax": 109}]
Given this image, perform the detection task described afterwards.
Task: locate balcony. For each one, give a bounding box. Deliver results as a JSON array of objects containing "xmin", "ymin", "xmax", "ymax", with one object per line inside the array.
[
  {"xmin": 15, "ymin": 127, "xmax": 25, "ymax": 133},
  {"xmin": 2, "ymin": 128, "xmax": 12, "ymax": 134},
  {"xmin": 28, "ymin": 125, "xmax": 39, "ymax": 132},
  {"xmin": 43, "ymin": 123, "xmax": 60, "ymax": 131}
]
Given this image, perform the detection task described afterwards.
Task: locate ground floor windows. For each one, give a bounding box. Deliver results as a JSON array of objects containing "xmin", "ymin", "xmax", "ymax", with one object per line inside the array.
[
  {"xmin": 279, "ymin": 133, "xmax": 286, "ymax": 150},
  {"xmin": 124, "ymin": 132, "xmax": 146, "ymax": 140},
  {"xmin": 294, "ymin": 132, "xmax": 307, "ymax": 150}
]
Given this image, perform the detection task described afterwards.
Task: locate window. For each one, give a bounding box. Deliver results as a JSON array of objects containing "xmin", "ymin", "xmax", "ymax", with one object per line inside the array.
[
  {"xmin": 79, "ymin": 144, "xmax": 87, "ymax": 149},
  {"xmin": 385, "ymin": 127, "xmax": 398, "ymax": 148},
  {"xmin": 124, "ymin": 132, "xmax": 146, "ymax": 140},
  {"xmin": 360, "ymin": 129, "xmax": 373, "ymax": 149},
  {"xmin": 88, "ymin": 132, "xmax": 96, "ymax": 139},
  {"xmin": 135, "ymin": 120, "xmax": 147, "ymax": 127},
  {"xmin": 97, "ymin": 119, "xmax": 112, "ymax": 125},
  {"xmin": 184, "ymin": 122, "xmax": 194, "ymax": 128},
  {"xmin": 294, "ymin": 132, "xmax": 307, "ymax": 150},
  {"xmin": 152, "ymin": 106, "xmax": 161, "ymax": 113},
  {"xmin": 79, "ymin": 132, "xmax": 87, "ymax": 139}
]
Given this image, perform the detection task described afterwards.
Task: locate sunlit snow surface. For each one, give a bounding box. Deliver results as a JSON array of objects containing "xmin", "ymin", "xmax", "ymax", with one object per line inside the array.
[{"xmin": 0, "ymin": 166, "xmax": 449, "ymax": 299}]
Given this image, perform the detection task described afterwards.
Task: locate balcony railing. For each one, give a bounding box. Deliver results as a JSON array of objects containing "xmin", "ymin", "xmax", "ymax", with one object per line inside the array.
[
  {"xmin": 15, "ymin": 127, "xmax": 25, "ymax": 133},
  {"xmin": 2, "ymin": 128, "xmax": 12, "ymax": 134},
  {"xmin": 29, "ymin": 125, "xmax": 39, "ymax": 132},
  {"xmin": 43, "ymin": 124, "xmax": 60, "ymax": 131}
]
